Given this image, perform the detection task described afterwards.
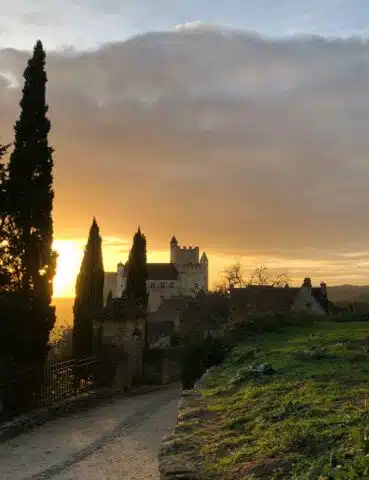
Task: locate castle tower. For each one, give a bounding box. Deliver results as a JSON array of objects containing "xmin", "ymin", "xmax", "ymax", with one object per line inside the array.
[
  {"xmin": 200, "ymin": 252, "xmax": 209, "ymax": 292},
  {"xmin": 170, "ymin": 235, "xmax": 178, "ymax": 263}
]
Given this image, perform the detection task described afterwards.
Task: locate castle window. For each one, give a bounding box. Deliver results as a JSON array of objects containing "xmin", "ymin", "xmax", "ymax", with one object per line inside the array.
[
  {"xmin": 150, "ymin": 282, "xmax": 155, "ymax": 288},
  {"xmin": 306, "ymin": 302, "xmax": 312, "ymax": 308},
  {"xmin": 161, "ymin": 282, "xmax": 165, "ymax": 288},
  {"xmin": 170, "ymin": 282, "xmax": 174, "ymax": 288},
  {"xmin": 195, "ymin": 283, "xmax": 199, "ymax": 289}
]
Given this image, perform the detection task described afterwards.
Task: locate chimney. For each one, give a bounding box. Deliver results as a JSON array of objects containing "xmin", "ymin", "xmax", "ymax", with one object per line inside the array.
[
  {"xmin": 320, "ymin": 281, "xmax": 327, "ymax": 298},
  {"xmin": 302, "ymin": 277, "xmax": 312, "ymax": 288}
]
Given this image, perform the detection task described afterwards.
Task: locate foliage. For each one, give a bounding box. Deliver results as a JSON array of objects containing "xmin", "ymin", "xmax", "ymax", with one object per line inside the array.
[
  {"xmin": 123, "ymin": 226, "xmax": 148, "ymax": 312},
  {"xmin": 225, "ymin": 311, "xmax": 320, "ymax": 344},
  {"xmin": 48, "ymin": 325, "xmax": 73, "ymax": 361},
  {"xmin": 0, "ymin": 292, "xmax": 55, "ymax": 362},
  {"xmin": 73, "ymin": 217, "xmax": 104, "ymax": 359},
  {"xmin": 215, "ymin": 261, "xmax": 290, "ymax": 293},
  {"xmin": 179, "ymin": 332, "xmax": 230, "ymax": 389},
  {"xmin": 6, "ymin": 40, "xmax": 56, "ymax": 301},
  {"xmin": 123, "ymin": 227, "xmax": 149, "ymax": 350},
  {"xmin": 0, "ymin": 41, "xmax": 56, "ymax": 372},
  {"xmin": 190, "ymin": 321, "xmax": 369, "ymax": 479},
  {"xmin": 0, "ymin": 142, "xmax": 11, "ymax": 289}
]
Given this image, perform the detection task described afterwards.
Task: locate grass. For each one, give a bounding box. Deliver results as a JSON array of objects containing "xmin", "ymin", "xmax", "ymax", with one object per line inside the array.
[{"xmin": 193, "ymin": 321, "xmax": 369, "ymax": 479}]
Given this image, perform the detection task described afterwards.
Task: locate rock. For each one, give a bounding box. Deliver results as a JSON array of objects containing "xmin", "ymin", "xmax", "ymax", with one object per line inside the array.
[{"xmin": 227, "ymin": 363, "xmax": 276, "ymax": 389}]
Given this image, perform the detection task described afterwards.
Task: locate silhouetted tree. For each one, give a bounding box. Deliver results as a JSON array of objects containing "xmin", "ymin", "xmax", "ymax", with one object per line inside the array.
[
  {"xmin": 7, "ymin": 40, "xmax": 57, "ymax": 305},
  {"xmin": 0, "ymin": 142, "xmax": 11, "ymax": 289},
  {"xmin": 123, "ymin": 227, "xmax": 148, "ymax": 350},
  {"xmin": 123, "ymin": 227, "xmax": 148, "ymax": 312},
  {"xmin": 73, "ymin": 218, "xmax": 104, "ymax": 359},
  {"xmin": 0, "ymin": 42, "xmax": 57, "ymax": 414},
  {"xmin": 215, "ymin": 262, "xmax": 290, "ymax": 293}
]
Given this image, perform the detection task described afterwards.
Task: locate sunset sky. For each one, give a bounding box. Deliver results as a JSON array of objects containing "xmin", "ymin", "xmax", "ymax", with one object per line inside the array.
[{"xmin": 2, "ymin": 1, "xmax": 369, "ymax": 297}]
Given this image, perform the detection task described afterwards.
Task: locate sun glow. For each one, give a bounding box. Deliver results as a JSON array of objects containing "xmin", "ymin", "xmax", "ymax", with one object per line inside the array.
[{"xmin": 53, "ymin": 239, "xmax": 84, "ymax": 298}]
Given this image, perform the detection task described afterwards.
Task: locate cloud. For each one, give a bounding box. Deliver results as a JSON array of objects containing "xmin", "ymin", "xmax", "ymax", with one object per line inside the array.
[
  {"xmin": 174, "ymin": 21, "xmax": 202, "ymax": 31},
  {"xmin": 2, "ymin": 29, "xmax": 369, "ymax": 280}
]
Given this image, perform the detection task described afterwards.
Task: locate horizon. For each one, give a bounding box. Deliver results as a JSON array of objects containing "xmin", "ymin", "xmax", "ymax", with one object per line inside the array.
[{"xmin": 3, "ymin": 4, "xmax": 369, "ymax": 295}]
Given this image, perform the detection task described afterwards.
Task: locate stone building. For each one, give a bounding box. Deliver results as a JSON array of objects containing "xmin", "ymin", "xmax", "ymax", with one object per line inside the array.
[
  {"xmin": 93, "ymin": 296, "xmax": 147, "ymax": 390},
  {"xmin": 106, "ymin": 236, "xmax": 209, "ymax": 312},
  {"xmin": 230, "ymin": 277, "xmax": 335, "ymax": 322}
]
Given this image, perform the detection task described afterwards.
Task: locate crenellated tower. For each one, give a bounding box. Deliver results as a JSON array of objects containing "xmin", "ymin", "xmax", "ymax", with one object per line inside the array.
[{"xmin": 169, "ymin": 235, "xmax": 208, "ymax": 294}]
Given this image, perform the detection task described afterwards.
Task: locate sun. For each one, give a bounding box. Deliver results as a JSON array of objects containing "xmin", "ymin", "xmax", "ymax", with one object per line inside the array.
[{"xmin": 53, "ymin": 239, "xmax": 83, "ymax": 298}]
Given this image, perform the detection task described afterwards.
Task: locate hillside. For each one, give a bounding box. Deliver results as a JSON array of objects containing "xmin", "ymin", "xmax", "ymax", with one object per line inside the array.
[
  {"xmin": 327, "ymin": 285, "xmax": 369, "ymax": 303},
  {"xmin": 184, "ymin": 321, "xmax": 369, "ymax": 479}
]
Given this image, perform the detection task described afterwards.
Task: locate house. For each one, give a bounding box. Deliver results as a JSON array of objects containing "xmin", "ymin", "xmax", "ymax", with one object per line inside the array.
[
  {"xmin": 147, "ymin": 297, "xmax": 190, "ymax": 345},
  {"xmin": 230, "ymin": 278, "xmax": 334, "ymax": 322}
]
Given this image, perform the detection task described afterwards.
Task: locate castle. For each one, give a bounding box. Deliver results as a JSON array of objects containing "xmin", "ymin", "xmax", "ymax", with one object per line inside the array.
[{"xmin": 113, "ymin": 236, "xmax": 208, "ymax": 312}]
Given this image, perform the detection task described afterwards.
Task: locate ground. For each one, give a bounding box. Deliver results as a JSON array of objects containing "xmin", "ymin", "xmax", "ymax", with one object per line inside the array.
[
  {"xmin": 191, "ymin": 321, "xmax": 369, "ymax": 479},
  {"xmin": 0, "ymin": 384, "xmax": 180, "ymax": 480}
]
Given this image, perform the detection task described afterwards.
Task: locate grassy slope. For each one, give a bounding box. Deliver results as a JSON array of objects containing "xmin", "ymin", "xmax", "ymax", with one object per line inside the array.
[{"xmin": 197, "ymin": 322, "xmax": 369, "ymax": 479}]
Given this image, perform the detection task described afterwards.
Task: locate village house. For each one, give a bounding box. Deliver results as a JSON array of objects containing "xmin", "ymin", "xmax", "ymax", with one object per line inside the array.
[{"xmin": 230, "ymin": 277, "xmax": 338, "ymax": 323}]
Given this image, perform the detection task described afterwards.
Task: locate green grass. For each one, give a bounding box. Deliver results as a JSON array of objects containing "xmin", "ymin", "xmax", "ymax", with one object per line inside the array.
[{"xmin": 195, "ymin": 322, "xmax": 369, "ymax": 479}]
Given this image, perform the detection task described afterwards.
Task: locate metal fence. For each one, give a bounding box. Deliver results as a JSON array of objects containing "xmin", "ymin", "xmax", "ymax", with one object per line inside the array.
[{"xmin": 0, "ymin": 356, "xmax": 100, "ymax": 424}]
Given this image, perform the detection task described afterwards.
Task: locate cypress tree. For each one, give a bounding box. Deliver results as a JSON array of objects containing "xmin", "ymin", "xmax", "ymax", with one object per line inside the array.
[
  {"xmin": 0, "ymin": 142, "xmax": 10, "ymax": 289},
  {"xmin": 7, "ymin": 40, "xmax": 56, "ymax": 303},
  {"xmin": 123, "ymin": 227, "xmax": 148, "ymax": 312},
  {"xmin": 73, "ymin": 218, "xmax": 104, "ymax": 359},
  {"xmin": 123, "ymin": 227, "xmax": 148, "ymax": 352}
]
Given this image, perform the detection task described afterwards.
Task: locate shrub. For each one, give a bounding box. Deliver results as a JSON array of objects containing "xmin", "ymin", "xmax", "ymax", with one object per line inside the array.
[{"xmin": 179, "ymin": 333, "xmax": 229, "ymax": 390}]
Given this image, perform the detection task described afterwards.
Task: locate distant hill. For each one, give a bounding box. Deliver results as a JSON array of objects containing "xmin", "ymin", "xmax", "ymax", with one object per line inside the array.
[
  {"xmin": 52, "ymin": 297, "xmax": 74, "ymax": 329},
  {"xmin": 327, "ymin": 285, "xmax": 369, "ymax": 304}
]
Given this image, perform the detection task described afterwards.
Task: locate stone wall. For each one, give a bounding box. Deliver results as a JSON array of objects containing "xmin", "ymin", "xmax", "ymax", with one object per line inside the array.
[
  {"xmin": 93, "ymin": 317, "xmax": 146, "ymax": 391},
  {"xmin": 158, "ymin": 367, "xmax": 219, "ymax": 480}
]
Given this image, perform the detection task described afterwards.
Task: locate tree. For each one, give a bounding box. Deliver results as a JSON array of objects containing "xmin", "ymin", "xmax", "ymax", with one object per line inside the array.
[
  {"xmin": 6, "ymin": 40, "xmax": 57, "ymax": 303},
  {"xmin": 123, "ymin": 227, "xmax": 148, "ymax": 352},
  {"xmin": 123, "ymin": 227, "xmax": 148, "ymax": 312},
  {"xmin": 73, "ymin": 218, "xmax": 104, "ymax": 359},
  {"xmin": 0, "ymin": 142, "xmax": 11, "ymax": 289},
  {"xmin": 215, "ymin": 262, "xmax": 290, "ymax": 292}
]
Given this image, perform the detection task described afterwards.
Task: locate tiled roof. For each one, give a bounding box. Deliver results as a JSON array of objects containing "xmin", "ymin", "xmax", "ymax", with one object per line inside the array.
[
  {"xmin": 231, "ymin": 284, "xmax": 332, "ymax": 314},
  {"xmin": 147, "ymin": 263, "xmax": 179, "ymax": 280},
  {"xmin": 230, "ymin": 286, "xmax": 300, "ymax": 314},
  {"xmin": 311, "ymin": 288, "xmax": 329, "ymax": 313},
  {"xmin": 148, "ymin": 297, "xmax": 189, "ymax": 323}
]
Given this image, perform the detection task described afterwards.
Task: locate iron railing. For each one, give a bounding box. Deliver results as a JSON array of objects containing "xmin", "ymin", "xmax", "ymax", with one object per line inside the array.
[{"xmin": 0, "ymin": 356, "xmax": 100, "ymax": 424}]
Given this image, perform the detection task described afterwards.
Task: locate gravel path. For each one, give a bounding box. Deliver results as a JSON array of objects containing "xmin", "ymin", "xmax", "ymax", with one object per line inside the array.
[{"xmin": 0, "ymin": 384, "xmax": 180, "ymax": 480}]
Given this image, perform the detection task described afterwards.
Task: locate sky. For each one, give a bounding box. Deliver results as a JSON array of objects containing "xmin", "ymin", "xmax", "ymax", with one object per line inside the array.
[{"xmin": 2, "ymin": 1, "xmax": 369, "ymax": 296}]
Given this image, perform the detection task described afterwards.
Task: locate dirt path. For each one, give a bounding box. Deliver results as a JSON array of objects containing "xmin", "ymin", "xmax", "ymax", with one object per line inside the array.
[{"xmin": 0, "ymin": 384, "xmax": 180, "ymax": 480}]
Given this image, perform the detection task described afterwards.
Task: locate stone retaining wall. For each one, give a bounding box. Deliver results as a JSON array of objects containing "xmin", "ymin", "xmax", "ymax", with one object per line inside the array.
[{"xmin": 158, "ymin": 366, "xmax": 221, "ymax": 480}]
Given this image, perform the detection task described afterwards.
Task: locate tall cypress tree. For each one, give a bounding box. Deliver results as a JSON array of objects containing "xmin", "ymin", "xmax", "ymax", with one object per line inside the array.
[
  {"xmin": 73, "ymin": 218, "xmax": 104, "ymax": 359},
  {"xmin": 0, "ymin": 142, "xmax": 10, "ymax": 289},
  {"xmin": 7, "ymin": 40, "xmax": 56, "ymax": 303},
  {"xmin": 123, "ymin": 227, "xmax": 148, "ymax": 313}
]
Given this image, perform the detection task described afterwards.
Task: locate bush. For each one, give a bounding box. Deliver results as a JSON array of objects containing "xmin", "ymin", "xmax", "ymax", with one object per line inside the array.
[{"xmin": 179, "ymin": 333, "xmax": 229, "ymax": 390}]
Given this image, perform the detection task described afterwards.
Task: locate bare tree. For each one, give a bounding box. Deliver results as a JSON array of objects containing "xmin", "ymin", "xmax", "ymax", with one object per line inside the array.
[
  {"xmin": 215, "ymin": 262, "xmax": 290, "ymax": 292},
  {"xmin": 248, "ymin": 265, "xmax": 290, "ymax": 287}
]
